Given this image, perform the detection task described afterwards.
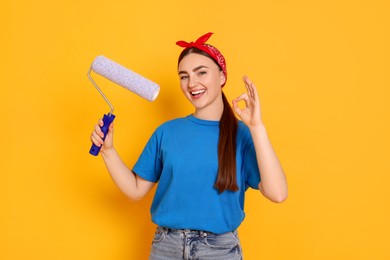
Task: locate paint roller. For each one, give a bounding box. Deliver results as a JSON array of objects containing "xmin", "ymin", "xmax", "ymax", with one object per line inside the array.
[{"xmin": 88, "ymin": 55, "xmax": 160, "ymax": 156}]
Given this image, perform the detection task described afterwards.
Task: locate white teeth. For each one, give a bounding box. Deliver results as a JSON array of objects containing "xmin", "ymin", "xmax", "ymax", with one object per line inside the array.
[{"xmin": 191, "ymin": 90, "xmax": 206, "ymax": 95}]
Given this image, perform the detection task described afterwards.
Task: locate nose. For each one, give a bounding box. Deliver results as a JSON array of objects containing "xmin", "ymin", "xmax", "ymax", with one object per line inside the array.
[{"xmin": 188, "ymin": 75, "xmax": 197, "ymax": 88}]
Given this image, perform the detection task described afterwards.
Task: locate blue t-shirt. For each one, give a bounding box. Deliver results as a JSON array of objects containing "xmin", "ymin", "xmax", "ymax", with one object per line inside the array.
[{"xmin": 132, "ymin": 114, "xmax": 260, "ymax": 234}]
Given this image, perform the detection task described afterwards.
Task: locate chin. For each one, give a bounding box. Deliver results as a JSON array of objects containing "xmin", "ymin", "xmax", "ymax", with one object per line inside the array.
[{"xmin": 190, "ymin": 99, "xmax": 208, "ymax": 110}]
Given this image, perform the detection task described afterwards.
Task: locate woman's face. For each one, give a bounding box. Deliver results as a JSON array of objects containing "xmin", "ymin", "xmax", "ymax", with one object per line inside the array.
[{"xmin": 178, "ymin": 53, "xmax": 226, "ymax": 114}]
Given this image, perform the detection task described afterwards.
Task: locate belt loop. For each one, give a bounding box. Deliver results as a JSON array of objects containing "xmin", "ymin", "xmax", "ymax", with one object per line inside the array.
[{"xmin": 162, "ymin": 226, "xmax": 169, "ymax": 235}]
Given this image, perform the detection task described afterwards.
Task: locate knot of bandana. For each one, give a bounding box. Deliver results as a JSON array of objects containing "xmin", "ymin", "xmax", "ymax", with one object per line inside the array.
[{"xmin": 176, "ymin": 32, "xmax": 227, "ymax": 85}]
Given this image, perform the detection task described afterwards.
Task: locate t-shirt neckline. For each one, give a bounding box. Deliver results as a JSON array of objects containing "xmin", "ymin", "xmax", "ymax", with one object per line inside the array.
[{"xmin": 186, "ymin": 114, "xmax": 220, "ymax": 126}]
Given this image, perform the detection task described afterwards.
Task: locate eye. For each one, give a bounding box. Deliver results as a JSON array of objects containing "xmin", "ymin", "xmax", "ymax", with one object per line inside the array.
[
  {"xmin": 198, "ymin": 71, "xmax": 207, "ymax": 76},
  {"xmin": 180, "ymin": 75, "xmax": 188, "ymax": 80}
]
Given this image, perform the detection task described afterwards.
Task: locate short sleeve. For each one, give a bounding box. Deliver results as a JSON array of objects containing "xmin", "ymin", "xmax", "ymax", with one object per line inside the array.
[
  {"xmin": 238, "ymin": 123, "xmax": 261, "ymax": 190},
  {"xmin": 243, "ymin": 141, "xmax": 261, "ymax": 190},
  {"xmin": 132, "ymin": 130, "xmax": 162, "ymax": 183}
]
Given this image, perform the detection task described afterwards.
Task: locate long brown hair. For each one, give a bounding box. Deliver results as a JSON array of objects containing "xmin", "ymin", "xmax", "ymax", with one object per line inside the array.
[{"xmin": 178, "ymin": 48, "xmax": 238, "ymax": 193}]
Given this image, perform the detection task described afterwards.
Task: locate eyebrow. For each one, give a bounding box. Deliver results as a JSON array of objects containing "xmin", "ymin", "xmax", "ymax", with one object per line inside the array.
[{"xmin": 178, "ymin": 65, "xmax": 209, "ymax": 75}]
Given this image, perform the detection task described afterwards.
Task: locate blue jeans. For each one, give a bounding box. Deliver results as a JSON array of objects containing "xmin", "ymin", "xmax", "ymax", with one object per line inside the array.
[{"xmin": 149, "ymin": 226, "xmax": 243, "ymax": 260}]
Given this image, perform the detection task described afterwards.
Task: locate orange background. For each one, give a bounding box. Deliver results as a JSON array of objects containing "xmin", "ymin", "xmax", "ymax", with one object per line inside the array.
[{"xmin": 1, "ymin": 0, "xmax": 389, "ymax": 259}]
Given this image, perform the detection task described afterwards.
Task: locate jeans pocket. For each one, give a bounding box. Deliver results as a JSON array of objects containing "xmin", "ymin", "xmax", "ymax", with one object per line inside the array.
[
  {"xmin": 203, "ymin": 232, "xmax": 240, "ymax": 250},
  {"xmin": 152, "ymin": 226, "xmax": 166, "ymax": 244}
]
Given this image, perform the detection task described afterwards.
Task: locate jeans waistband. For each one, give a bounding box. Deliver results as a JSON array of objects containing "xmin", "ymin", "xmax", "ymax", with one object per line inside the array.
[{"xmin": 158, "ymin": 226, "xmax": 237, "ymax": 237}]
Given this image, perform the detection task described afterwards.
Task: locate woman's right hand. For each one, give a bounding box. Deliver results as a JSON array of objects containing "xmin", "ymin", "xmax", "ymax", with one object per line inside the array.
[{"xmin": 90, "ymin": 118, "xmax": 114, "ymax": 153}]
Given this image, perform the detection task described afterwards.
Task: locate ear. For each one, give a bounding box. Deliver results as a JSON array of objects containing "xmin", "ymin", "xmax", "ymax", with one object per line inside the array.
[{"xmin": 219, "ymin": 71, "xmax": 226, "ymax": 86}]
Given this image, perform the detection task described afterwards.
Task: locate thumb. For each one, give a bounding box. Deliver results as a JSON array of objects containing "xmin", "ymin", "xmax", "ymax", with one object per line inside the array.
[
  {"xmin": 232, "ymin": 100, "xmax": 243, "ymax": 117},
  {"xmin": 108, "ymin": 122, "xmax": 114, "ymax": 133}
]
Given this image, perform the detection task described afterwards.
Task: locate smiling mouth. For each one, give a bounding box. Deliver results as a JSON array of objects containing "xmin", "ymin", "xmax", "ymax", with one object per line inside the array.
[{"xmin": 190, "ymin": 89, "xmax": 206, "ymax": 97}]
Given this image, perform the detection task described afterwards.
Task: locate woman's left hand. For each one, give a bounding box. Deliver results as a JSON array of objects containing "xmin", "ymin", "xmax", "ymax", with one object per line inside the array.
[{"xmin": 232, "ymin": 76, "xmax": 263, "ymax": 128}]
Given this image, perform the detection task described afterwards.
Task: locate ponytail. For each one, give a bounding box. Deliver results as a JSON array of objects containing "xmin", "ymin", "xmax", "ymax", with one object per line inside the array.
[{"xmin": 215, "ymin": 92, "xmax": 238, "ymax": 193}]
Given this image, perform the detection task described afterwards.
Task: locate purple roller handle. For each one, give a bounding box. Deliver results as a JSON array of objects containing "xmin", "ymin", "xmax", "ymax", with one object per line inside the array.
[{"xmin": 89, "ymin": 113, "xmax": 116, "ymax": 156}]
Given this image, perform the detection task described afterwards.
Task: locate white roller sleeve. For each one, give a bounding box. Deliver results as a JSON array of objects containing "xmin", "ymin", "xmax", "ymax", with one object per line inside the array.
[{"xmin": 91, "ymin": 55, "xmax": 160, "ymax": 101}]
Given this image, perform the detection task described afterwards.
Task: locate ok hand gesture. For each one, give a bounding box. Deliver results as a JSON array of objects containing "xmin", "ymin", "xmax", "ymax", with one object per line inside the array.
[{"xmin": 232, "ymin": 76, "xmax": 263, "ymax": 128}]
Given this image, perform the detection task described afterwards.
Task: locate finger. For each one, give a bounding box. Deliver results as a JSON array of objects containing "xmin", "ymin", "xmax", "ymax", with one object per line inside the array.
[
  {"xmin": 91, "ymin": 132, "xmax": 103, "ymax": 146},
  {"xmin": 234, "ymin": 92, "xmax": 251, "ymax": 107},
  {"xmin": 242, "ymin": 76, "xmax": 253, "ymax": 98},
  {"xmin": 99, "ymin": 119, "xmax": 114, "ymax": 132},
  {"xmin": 250, "ymin": 81, "xmax": 259, "ymax": 101},
  {"xmin": 233, "ymin": 94, "xmax": 250, "ymax": 109},
  {"xmin": 243, "ymin": 76, "xmax": 256, "ymax": 100},
  {"xmin": 232, "ymin": 99, "xmax": 243, "ymax": 117},
  {"xmin": 94, "ymin": 124, "xmax": 104, "ymax": 138},
  {"xmin": 108, "ymin": 122, "xmax": 114, "ymax": 132},
  {"xmin": 245, "ymin": 77, "xmax": 259, "ymax": 102},
  {"xmin": 234, "ymin": 92, "xmax": 249, "ymax": 102}
]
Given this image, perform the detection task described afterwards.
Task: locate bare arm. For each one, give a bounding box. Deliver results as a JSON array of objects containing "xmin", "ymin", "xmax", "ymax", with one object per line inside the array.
[
  {"xmin": 249, "ymin": 124, "xmax": 287, "ymax": 203},
  {"xmin": 232, "ymin": 76, "xmax": 288, "ymax": 203},
  {"xmin": 91, "ymin": 120, "xmax": 155, "ymax": 201}
]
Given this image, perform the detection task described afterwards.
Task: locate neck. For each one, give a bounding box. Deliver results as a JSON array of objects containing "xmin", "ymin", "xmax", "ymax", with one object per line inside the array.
[{"xmin": 193, "ymin": 93, "xmax": 224, "ymax": 121}]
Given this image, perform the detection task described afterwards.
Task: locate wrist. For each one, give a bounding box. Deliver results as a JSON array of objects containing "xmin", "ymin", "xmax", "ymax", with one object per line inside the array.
[
  {"xmin": 101, "ymin": 147, "xmax": 116, "ymax": 158},
  {"xmin": 249, "ymin": 122, "xmax": 266, "ymax": 133}
]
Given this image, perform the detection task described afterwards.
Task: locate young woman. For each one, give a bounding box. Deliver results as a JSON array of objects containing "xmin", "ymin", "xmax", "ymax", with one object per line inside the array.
[{"xmin": 90, "ymin": 32, "xmax": 288, "ymax": 259}]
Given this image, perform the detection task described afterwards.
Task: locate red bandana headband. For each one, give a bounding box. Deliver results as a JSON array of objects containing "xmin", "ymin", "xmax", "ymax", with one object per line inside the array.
[{"xmin": 176, "ymin": 32, "xmax": 227, "ymax": 85}]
